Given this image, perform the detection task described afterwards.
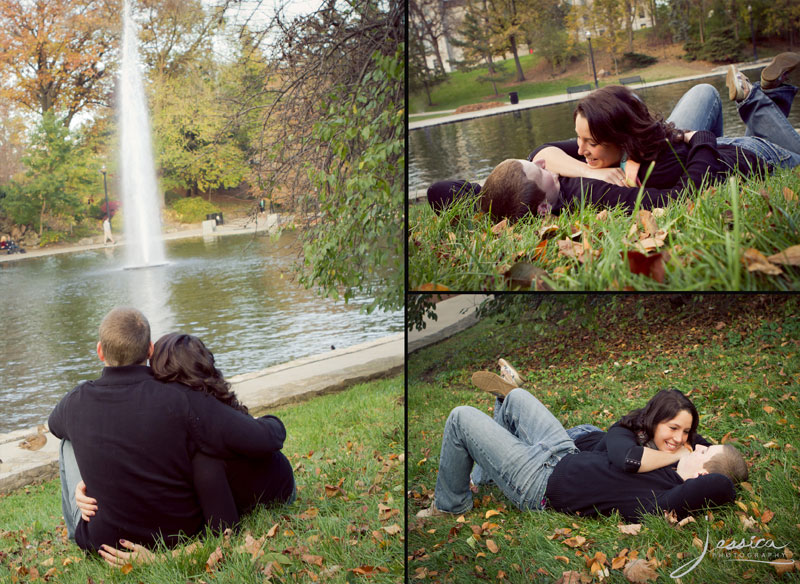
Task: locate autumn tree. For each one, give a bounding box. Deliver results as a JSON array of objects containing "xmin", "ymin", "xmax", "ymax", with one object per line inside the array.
[
  {"xmin": 408, "ymin": 0, "xmax": 448, "ymax": 73},
  {"xmin": 246, "ymin": 0, "xmax": 404, "ymax": 312},
  {"xmin": 0, "ymin": 0, "xmax": 118, "ymax": 127},
  {"xmin": 485, "ymin": 0, "xmax": 535, "ymax": 82}
]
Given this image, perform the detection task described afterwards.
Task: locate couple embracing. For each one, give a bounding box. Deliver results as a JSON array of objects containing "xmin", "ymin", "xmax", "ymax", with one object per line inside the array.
[{"xmin": 48, "ymin": 307, "xmax": 295, "ymax": 565}]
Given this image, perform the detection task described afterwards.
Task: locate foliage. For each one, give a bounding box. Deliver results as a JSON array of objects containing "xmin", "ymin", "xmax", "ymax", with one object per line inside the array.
[
  {"xmin": 409, "ymin": 294, "xmax": 800, "ymax": 583},
  {"xmin": 408, "ymin": 167, "xmax": 800, "ymax": 291},
  {"xmin": 0, "ymin": 0, "xmax": 116, "ymax": 126},
  {"xmin": 2, "ymin": 113, "xmax": 96, "ymax": 237},
  {"xmin": 684, "ymin": 25, "xmax": 742, "ymax": 63},
  {"xmin": 407, "ymin": 294, "xmax": 439, "ymax": 332},
  {"xmin": 526, "ymin": 0, "xmax": 573, "ymax": 74},
  {"xmin": 171, "ymin": 196, "xmax": 220, "ymax": 223},
  {"xmin": 0, "ymin": 377, "xmax": 404, "ymax": 583},
  {"xmin": 409, "ymin": 17, "xmax": 448, "ymax": 106},
  {"xmin": 622, "ymin": 51, "xmax": 658, "ymax": 69}
]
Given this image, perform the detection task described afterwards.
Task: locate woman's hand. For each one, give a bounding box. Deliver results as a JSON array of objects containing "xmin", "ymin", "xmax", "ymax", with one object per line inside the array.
[
  {"xmin": 683, "ymin": 130, "xmax": 697, "ymax": 143},
  {"xmin": 585, "ymin": 167, "xmax": 627, "ymax": 186},
  {"xmin": 75, "ymin": 480, "xmax": 97, "ymax": 522},
  {"xmin": 99, "ymin": 540, "xmax": 157, "ymax": 568}
]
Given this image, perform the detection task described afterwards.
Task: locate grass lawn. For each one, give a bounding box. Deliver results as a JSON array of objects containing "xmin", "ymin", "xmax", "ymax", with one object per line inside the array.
[
  {"xmin": 0, "ymin": 376, "xmax": 404, "ymax": 583},
  {"xmin": 408, "ymin": 294, "xmax": 800, "ymax": 583},
  {"xmin": 409, "ymin": 166, "xmax": 800, "ymax": 291}
]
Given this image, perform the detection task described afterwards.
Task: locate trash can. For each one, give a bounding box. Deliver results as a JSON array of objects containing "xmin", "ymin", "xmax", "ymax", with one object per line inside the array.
[
  {"xmin": 205, "ymin": 213, "xmax": 224, "ymax": 225},
  {"xmin": 509, "ymin": 92, "xmax": 519, "ymax": 105}
]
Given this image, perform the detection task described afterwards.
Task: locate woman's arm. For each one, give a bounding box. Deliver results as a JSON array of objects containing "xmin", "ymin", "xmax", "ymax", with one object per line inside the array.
[
  {"xmin": 638, "ymin": 446, "xmax": 691, "ymax": 473},
  {"xmin": 605, "ymin": 425, "xmax": 690, "ymax": 473},
  {"xmin": 533, "ymin": 147, "xmax": 627, "ymax": 185}
]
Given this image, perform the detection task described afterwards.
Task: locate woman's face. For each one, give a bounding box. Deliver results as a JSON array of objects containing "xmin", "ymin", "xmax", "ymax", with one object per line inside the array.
[
  {"xmin": 574, "ymin": 114, "xmax": 623, "ymax": 168},
  {"xmin": 652, "ymin": 409, "xmax": 693, "ymax": 453}
]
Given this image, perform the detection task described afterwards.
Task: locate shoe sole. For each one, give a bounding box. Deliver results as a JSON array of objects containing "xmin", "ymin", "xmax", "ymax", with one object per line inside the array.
[
  {"xmin": 726, "ymin": 65, "xmax": 740, "ymax": 101},
  {"xmin": 472, "ymin": 371, "xmax": 516, "ymax": 398},
  {"xmin": 762, "ymin": 52, "xmax": 800, "ymax": 87}
]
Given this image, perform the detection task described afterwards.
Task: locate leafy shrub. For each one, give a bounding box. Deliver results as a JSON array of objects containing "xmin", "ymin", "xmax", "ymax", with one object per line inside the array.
[
  {"xmin": 622, "ymin": 52, "xmax": 657, "ymax": 69},
  {"xmin": 683, "ymin": 27, "xmax": 741, "ymax": 63},
  {"xmin": 171, "ymin": 196, "xmax": 220, "ymax": 223},
  {"xmin": 39, "ymin": 230, "xmax": 64, "ymax": 246}
]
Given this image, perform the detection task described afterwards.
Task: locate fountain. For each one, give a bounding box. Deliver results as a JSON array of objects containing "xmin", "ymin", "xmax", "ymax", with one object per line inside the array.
[{"xmin": 117, "ymin": 0, "xmax": 167, "ymax": 268}]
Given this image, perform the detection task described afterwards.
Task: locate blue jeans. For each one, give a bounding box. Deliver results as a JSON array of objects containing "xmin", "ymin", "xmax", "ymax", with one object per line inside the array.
[
  {"xmin": 666, "ymin": 82, "xmax": 800, "ymax": 168},
  {"xmin": 566, "ymin": 424, "xmax": 603, "ymax": 441},
  {"xmin": 435, "ymin": 388, "xmax": 578, "ymax": 513},
  {"xmin": 58, "ymin": 439, "xmax": 83, "ymax": 540}
]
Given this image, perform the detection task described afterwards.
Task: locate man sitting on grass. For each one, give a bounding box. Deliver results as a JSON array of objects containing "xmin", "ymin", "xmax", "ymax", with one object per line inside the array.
[{"xmin": 416, "ymin": 387, "xmax": 747, "ymax": 521}]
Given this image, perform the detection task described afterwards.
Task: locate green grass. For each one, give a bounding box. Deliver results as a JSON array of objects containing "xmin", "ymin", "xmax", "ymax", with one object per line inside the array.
[
  {"xmin": 0, "ymin": 376, "xmax": 404, "ymax": 583},
  {"xmin": 408, "ymin": 294, "xmax": 800, "ymax": 583},
  {"xmin": 409, "ymin": 166, "xmax": 800, "ymax": 291}
]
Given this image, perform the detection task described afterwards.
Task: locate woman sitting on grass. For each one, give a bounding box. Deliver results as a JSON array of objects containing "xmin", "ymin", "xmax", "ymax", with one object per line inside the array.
[
  {"xmin": 417, "ymin": 368, "xmax": 747, "ymax": 521},
  {"xmin": 427, "ymin": 53, "xmax": 800, "ymax": 220},
  {"xmin": 469, "ymin": 361, "xmax": 712, "ymax": 486},
  {"xmin": 76, "ymin": 333, "xmax": 295, "ymax": 566}
]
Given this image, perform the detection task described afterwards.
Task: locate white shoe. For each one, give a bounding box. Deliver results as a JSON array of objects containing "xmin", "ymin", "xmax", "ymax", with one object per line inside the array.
[
  {"xmin": 498, "ymin": 358, "xmax": 524, "ymax": 386},
  {"xmin": 726, "ymin": 65, "xmax": 752, "ymax": 101},
  {"xmin": 416, "ymin": 503, "xmax": 451, "ymax": 518},
  {"xmin": 472, "ymin": 371, "xmax": 516, "ymax": 398}
]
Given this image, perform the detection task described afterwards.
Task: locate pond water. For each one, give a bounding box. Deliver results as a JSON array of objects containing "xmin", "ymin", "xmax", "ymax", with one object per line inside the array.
[
  {"xmin": 409, "ymin": 68, "xmax": 800, "ymax": 191},
  {"xmin": 0, "ymin": 232, "xmax": 402, "ymax": 433}
]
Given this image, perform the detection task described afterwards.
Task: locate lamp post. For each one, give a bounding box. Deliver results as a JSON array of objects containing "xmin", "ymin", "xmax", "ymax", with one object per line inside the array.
[
  {"xmin": 748, "ymin": 5, "xmax": 757, "ymax": 61},
  {"xmin": 587, "ymin": 31, "xmax": 598, "ymax": 89},
  {"xmin": 101, "ymin": 165, "xmax": 109, "ymax": 225}
]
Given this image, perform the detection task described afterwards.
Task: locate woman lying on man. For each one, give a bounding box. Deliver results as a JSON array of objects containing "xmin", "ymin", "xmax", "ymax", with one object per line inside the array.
[{"xmin": 426, "ymin": 52, "xmax": 800, "ymax": 220}]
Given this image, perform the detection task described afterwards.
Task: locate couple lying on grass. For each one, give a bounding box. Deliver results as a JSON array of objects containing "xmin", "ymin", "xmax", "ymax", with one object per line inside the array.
[
  {"xmin": 416, "ymin": 359, "xmax": 748, "ymax": 521},
  {"xmin": 48, "ymin": 307, "xmax": 294, "ymax": 566},
  {"xmin": 427, "ymin": 52, "xmax": 800, "ymax": 220}
]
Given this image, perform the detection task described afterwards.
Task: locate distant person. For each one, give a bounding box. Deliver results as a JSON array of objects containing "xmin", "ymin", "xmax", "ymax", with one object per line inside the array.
[
  {"xmin": 48, "ymin": 308, "xmax": 294, "ymax": 563},
  {"xmin": 102, "ymin": 216, "xmax": 115, "ymax": 245}
]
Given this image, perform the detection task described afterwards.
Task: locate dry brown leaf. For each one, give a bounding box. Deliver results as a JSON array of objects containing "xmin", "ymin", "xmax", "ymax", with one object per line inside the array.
[
  {"xmin": 554, "ymin": 570, "xmax": 583, "ymax": 584},
  {"xmin": 563, "ymin": 535, "xmax": 587, "ymax": 548},
  {"xmin": 554, "ymin": 555, "xmax": 570, "ymax": 564},
  {"xmin": 623, "ymin": 559, "xmax": 658, "ymax": 582},
  {"xmin": 302, "ymin": 554, "xmax": 324, "ymax": 567},
  {"xmin": 761, "ymin": 509, "xmax": 775, "ymax": 524},
  {"xmin": 381, "ymin": 524, "xmax": 402, "ymax": 535},
  {"xmin": 503, "ymin": 262, "xmax": 552, "ymax": 290},
  {"xmin": 638, "ymin": 210, "xmax": 658, "ymax": 237},
  {"xmin": 486, "ymin": 539, "xmax": 499, "ymax": 553},
  {"xmin": 205, "ymin": 546, "xmax": 223, "ymax": 572},
  {"xmin": 763, "ymin": 405, "xmax": 776, "ymax": 414},
  {"xmin": 538, "ymin": 224, "xmax": 559, "ymax": 239},
  {"xmin": 596, "ymin": 210, "xmax": 609, "ymax": 221},
  {"xmin": 485, "ymin": 509, "xmax": 501, "ymax": 519},
  {"xmin": 783, "ymin": 186, "xmax": 797, "ymax": 202},
  {"xmin": 266, "ymin": 523, "xmax": 279, "ymax": 538},
  {"xmin": 612, "ymin": 556, "xmax": 627, "ymax": 570},
  {"xmin": 491, "ymin": 219, "xmax": 509, "ymax": 235},
  {"xmin": 768, "ymin": 244, "xmax": 800, "ymax": 266},
  {"xmin": 120, "ymin": 563, "xmax": 133, "ymax": 575},
  {"xmin": 240, "ymin": 532, "xmax": 266, "ymax": 560},
  {"xmin": 417, "ymin": 283, "xmax": 451, "ymax": 292},
  {"xmin": 742, "ymin": 248, "xmax": 783, "ymax": 275},
  {"xmin": 618, "ymin": 524, "xmax": 642, "ymax": 536}
]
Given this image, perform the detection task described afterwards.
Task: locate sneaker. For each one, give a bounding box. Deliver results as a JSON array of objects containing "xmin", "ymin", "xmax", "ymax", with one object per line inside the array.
[
  {"xmin": 472, "ymin": 371, "xmax": 516, "ymax": 398},
  {"xmin": 761, "ymin": 52, "xmax": 800, "ymax": 90},
  {"xmin": 416, "ymin": 503, "xmax": 451, "ymax": 518},
  {"xmin": 726, "ymin": 65, "xmax": 752, "ymax": 101},
  {"xmin": 498, "ymin": 358, "xmax": 524, "ymax": 386}
]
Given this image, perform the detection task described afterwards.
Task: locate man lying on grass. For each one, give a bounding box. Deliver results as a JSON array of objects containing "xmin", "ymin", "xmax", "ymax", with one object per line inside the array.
[{"xmin": 416, "ymin": 387, "xmax": 747, "ymax": 521}]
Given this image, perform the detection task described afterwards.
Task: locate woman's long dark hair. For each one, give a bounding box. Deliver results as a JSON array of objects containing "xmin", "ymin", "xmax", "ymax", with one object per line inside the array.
[
  {"xmin": 618, "ymin": 388, "xmax": 698, "ymax": 446},
  {"xmin": 151, "ymin": 333, "xmax": 249, "ymax": 415},
  {"xmin": 575, "ymin": 85, "xmax": 684, "ymax": 163}
]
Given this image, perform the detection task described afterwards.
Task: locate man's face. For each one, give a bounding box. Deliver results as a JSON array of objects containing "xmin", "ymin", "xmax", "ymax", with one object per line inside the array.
[
  {"xmin": 678, "ymin": 444, "xmax": 725, "ymax": 479},
  {"xmin": 516, "ymin": 159, "xmax": 561, "ymax": 205}
]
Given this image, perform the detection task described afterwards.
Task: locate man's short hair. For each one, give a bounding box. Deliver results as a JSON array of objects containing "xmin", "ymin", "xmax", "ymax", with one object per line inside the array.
[
  {"xmin": 704, "ymin": 444, "xmax": 748, "ymax": 484},
  {"xmin": 479, "ymin": 159, "xmax": 547, "ymax": 222},
  {"xmin": 99, "ymin": 307, "xmax": 151, "ymax": 366}
]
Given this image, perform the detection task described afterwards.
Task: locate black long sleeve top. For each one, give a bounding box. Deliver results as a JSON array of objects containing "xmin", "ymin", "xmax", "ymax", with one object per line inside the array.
[
  {"xmin": 544, "ymin": 451, "xmax": 736, "ymax": 521},
  {"xmin": 574, "ymin": 422, "xmax": 712, "ymax": 473},
  {"xmin": 48, "ymin": 365, "xmax": 287, "ymax": 552}
]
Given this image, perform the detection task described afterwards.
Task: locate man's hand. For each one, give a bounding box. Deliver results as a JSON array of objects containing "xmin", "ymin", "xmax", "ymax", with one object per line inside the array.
[
  {"xmin": 585, "ymin": 167, "xmax": 627, "ymax": 186},
  {"xmin": 75, "ymin": 480, "xmax": 97, "ymax": 522},
  {"xmin": 683, "ymin": 130, "xmax": 697, "ymax": 143},
  {"xmin": 99, "ymin": 540, "xmax": 157, "ymax": 568}
]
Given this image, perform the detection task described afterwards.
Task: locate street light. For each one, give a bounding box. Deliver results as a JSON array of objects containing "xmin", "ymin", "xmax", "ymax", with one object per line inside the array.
[
  {"xmin": 587, "ymin": 31, "xmax": 598, "ymax": 89},
  {"xmin": 748, "ymin": 5, "xmax": 757, "ymax": 61},
  {"xmin": 101, "ymin": 165, "xmax": 109, "ymax": 226}
]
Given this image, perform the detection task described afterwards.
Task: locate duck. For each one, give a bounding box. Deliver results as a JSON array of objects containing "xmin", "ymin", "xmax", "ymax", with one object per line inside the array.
[{"xmin": 19, "ymin": 424, "xmax": 47, "ymax": 451}]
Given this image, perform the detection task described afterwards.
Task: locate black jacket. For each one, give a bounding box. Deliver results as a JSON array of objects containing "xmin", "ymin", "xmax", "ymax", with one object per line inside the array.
[{"xmin": 49, "ymin": 365, "xmax": 286, "ymax": 551}]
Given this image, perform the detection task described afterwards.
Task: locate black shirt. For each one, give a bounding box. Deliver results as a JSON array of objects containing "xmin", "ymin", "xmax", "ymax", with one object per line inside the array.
[
  {"xmin": 48, "ymin": 365, "xmax": 287, "ymax": 551},
  {"xmin": 545, "ymin": 451, "xmax": 735, "ymax": 521}
]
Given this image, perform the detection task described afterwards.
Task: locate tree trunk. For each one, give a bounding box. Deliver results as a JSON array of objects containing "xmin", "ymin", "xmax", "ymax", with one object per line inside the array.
[
  {"xmin": 39, "ymin": 199, "xmax": 45, "ymax": 238},
  {"xmin": 698, "ymin": 0, "xmax": 705, "ymax": 44},
  {"xmin": 510, "ymin": 34, "xmax": 525, "ymax": 81}
]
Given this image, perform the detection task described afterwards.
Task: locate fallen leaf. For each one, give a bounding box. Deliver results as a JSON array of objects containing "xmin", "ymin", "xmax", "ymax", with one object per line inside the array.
[
  {"xmin": 485, "ymin": 509, "xmax": 501, "ymax": 519},
  {"xmin": 596, "ymin": 210, "xmax": 609, "ymax": 221},
  {"xmin": 554, "ymin": 555, "xmax": 570, "ymax": 564},
  {"xmin": 742, "ymin": 248, "xmax": 783, "ymax": 275},
  {"xmin": 638, "ymin": 210, "xmax": 658, "ymax": 237},
  {"xmin": 538, "ymin": 224, "xmax": 559, "ymax": 239},
  {"xmin": 563, "ymin": 535, "xmax": 587, "ymax": 548},
  {"xmin": 120, "ymin": 563, "xmax": 133, "ymax": 575},
  {"xmin": 763, "ymin": 406, "xmax": 775, "ymax": 414},
  {"xmin": 768, "ymin": 245, "xmax": 800, "ymax": 266},
  {"xmin": 266, "ymin": 523, "xmax": 279, "ymax": 538},
  {"xmin": 301, "ymin": 554, "xmax": 324, "ymax": 566},
  {"xmin": 351, "ymin": 565, "xmax": 389, "ymax": 576},
  {"xmin": 623, "ymin": 559, "xmax": 658, "ymax": 582},
  {"xmin": 381, "ymin": 524, "xmax": 402, "ymax": 535},
  {"xmin": 612, "ymin": 556, "xmax": 627, "ymax": 570},
  {"xmin": 554, "ymin": 570, "xmax": 583, "ymax": 584},
  {"xmin": 418, "ymin": 283, "xmax": 450, "ymax": 292},
  {"xmin": 618, "ymin": 524, "xmax": 642, "ymax": 536},
  {"xmin": 783, "ymin": 186, "xmax": 797, "ymax": 202},
  {"xmin": 503, "ymin": 262, "xmax": 551, "ymax": 290},
  {"xmin": 205, "ymin": 546, "xmax": 223, "ymax": 572},
  {"xmin": 761, "ymin": 509, "xmax": 775, "ymax": 524},
  {"xmin": 486, "ymin": 539, "xmax": 499, "ymax": 553},
  {"xmin": 624, "ymin": 250, "xmax": 667, "ymax": 283}
]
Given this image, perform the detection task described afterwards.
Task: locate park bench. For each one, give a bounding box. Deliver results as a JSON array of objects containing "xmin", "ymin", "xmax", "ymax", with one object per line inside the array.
[
  {"xmin": 619, "ymin": 75, "xmax": 644, "ymax": 86},
  {"xmin": 566, "ymin": 83, "xmax": 592, "ymax": 96}
]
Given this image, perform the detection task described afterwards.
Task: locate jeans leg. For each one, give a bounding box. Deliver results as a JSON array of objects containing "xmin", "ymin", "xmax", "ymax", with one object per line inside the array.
[
  {"xmin": 666, "ymin": 84, "xmax": 724, "ymax": 136},
  {"xmin": 435, "ymin": 389, "xmax": 576, "ymax": 513},
  {"xmin": 59, "ymin": 439, "xmax": 83, "ymax": 540},
  {"xmin": 762, "ymin": 83, "xmax": 797, "ymax": 118},
  {"xmin": 737, "ymin": 83, "xmax": 800, "ymax": 157},
  {"xmin": 566, "ymin": 424, "xmax": 604, "ymax": 442}
]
